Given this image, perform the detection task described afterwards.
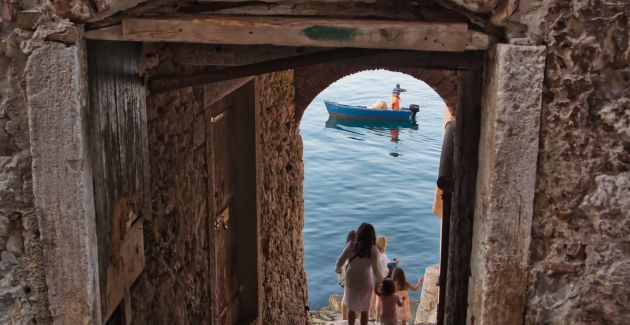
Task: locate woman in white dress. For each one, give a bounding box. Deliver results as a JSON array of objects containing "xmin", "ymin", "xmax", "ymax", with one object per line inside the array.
[{"xmin": 336, "ymin": 223, "xmax": 384, "ymax": 325}]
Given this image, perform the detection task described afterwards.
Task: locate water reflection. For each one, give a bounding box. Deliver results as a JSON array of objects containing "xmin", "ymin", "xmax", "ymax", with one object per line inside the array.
[{"xmin": 325, "ymin": 117, "xmax": 418, "ymax": 144}]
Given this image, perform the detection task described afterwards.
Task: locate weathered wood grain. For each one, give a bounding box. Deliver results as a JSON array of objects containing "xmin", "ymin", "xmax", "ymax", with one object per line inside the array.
[
  {"xmin": 149, "ymin": 49, "xmax": 481, "ymax": 93},
  {"xmin": 121, "ymin": 15, "xmax": 468, "ymax": 52},
  {"xmin": 87, "ymin": 41, "xmax": 149, "ymax": 322},
  {"xmin": 444, "ymin": 67, "xmax": 483, "ymax": 324},
  {"xmin": 171, "ymin": 44, "xmax": 327, "ymax": 66}
]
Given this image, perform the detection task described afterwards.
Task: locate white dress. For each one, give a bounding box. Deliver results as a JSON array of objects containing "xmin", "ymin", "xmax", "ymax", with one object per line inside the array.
[
  {"xmin": 378, "ymin": 252, "xmax": 390, "ymax": 276},
  {"xmin": 336, "ymin": 241, "xmax": 384, "ymax": 312}
]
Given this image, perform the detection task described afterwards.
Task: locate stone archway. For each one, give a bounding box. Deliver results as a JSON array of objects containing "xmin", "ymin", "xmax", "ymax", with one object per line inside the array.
[{"xmin": 295, "ymin": 64, "xmax": 459, "ymax": 122}]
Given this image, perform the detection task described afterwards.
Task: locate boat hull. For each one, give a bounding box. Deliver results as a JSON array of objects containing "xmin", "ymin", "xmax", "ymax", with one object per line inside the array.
[{"xmin": 324, "ymin": 100, "xmax": 413, "ymax": 121}]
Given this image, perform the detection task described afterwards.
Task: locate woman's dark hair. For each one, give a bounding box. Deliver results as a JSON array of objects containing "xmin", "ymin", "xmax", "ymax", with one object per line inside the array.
[
  {"xmin": 392, "ymin": 267, "xmax": 407, "ymax": 291},
  {"xmin": 381, "ymin": 278, "xmax": 396, "ymax": 296},
  {"xmin": 346, "ymin": 230, "xmax": 356, "ymax": 244},
  {"xmin": 354, "ymin": 223, "xmax": 376, "ymax": 258}
]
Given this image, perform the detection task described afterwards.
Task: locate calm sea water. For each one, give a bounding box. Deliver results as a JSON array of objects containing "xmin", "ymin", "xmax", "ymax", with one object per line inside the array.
[{"xmin": 301, "ymin": 70, "xmax": 444, "ymax": 308}]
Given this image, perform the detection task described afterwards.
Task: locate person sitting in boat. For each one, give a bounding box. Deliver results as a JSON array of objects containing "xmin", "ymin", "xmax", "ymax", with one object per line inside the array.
[
  {"xmin": 371, "ymin": 100, "xmax": 388, "ymax": 110},
  {"xmin": 391, "ymin": 84, "xmax": 406, "ymax": 110}
]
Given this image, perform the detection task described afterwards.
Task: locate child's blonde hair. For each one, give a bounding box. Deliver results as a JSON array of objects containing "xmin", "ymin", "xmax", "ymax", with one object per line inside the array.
[{"xmin": 376, "ymin": 236, "xmax": 388, "ymax": 253}]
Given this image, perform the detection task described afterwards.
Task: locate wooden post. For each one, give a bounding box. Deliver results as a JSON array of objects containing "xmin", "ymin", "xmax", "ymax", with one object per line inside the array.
[
  {"xmin": 437, "ymin": 192, "xmax": 451, "ymax": 325},
  {"xmin": 444, "ymin": 66, "xmax": 483, "ymax": 324}
]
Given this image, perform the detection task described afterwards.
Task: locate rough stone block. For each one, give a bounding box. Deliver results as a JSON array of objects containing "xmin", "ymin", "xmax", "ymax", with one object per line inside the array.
[
  {"xmin": 415, "ymin": 264, "xmax": 439, "ymax": 324},
  {"xmin": 467, "ymin": 43, "xmax": 545, "ymax": 325},
  {"xmin": 25, "ymin": 41, "xmax": 101, "ymax": 324}
]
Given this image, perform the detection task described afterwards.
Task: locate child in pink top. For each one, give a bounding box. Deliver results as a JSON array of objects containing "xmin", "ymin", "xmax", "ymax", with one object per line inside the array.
[
  {"xmin": 376, "ymin": 278, "xmax": 404, "ymax": 325},
  {"xmin": 392, "ymin": 267, "xmax": 423, "ymax": 325}
]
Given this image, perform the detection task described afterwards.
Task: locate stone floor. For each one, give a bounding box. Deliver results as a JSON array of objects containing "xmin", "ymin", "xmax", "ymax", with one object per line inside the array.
[{"xmin": 309, "ymin": 294, "xmax": 431, "ymax": 325}]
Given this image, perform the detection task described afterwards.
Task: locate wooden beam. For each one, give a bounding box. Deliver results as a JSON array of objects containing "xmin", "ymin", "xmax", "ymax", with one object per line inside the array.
[
  {"xmin": 148, "ymin": 48, "xmax": 386, "ymax": 93},
  {"xmin": 86, "ymin": 24, "xmax": 492, "ymax": 51},
  {"xmin": 86, "ymin": 0, "xmax": 150, "ymax": 22},
  {"xmin": 204, "ymin": 77, "xmax": 254, "ymax": 108},
  {"xmin": 171, "ymin": 44, "xmax": 328, "ymax": 66},
  {"xmin": 427, "ymin": 0, "xmax": 505, "ymax": 38},
  {"xmin": 196, "ymin": 0, "xmax": 377, "ymax": 3},
  {"xmin": 148, "ymin": 48, "xmax": 483, "ymax": 93},
  {"xmin": 85, "ymin": 24, "xmax": 124, "ymax": 40},
  {"xmin": 334, "ymin": 50, "xmax": 484, "ymax": 70},
  {"xmin": 121, "ymin": 15, "xmax": 468, "ymax": 52},
  {"xmin": 466, "ymin": 30, "xmax": 493, "ymax": 50},
  {"xmin": 181, "ymin": 1, "xmax": 422, "ymax": 20}
]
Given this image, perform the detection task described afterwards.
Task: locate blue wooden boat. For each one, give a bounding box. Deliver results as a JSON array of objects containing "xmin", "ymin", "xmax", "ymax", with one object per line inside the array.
[{"xmin": 324, "ymin": 100, "xmax": 419, "ymax": 121}]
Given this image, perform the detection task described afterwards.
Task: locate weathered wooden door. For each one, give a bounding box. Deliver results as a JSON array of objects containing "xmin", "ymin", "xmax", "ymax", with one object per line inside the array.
[
  {"xmin": 206, "ymin": 81, "xmax": 257, "ymax": 324},
  {"xmin": 87, "ymin": 40, "xmax": 149, "ymax": 323}
]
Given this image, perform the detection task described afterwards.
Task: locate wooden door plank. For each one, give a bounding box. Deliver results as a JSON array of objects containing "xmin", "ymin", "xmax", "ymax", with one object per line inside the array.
[
  {"xmin": 87, "ymin": 41, "xmax": 148, "ymax": 322},
  {"xmin": 121, "ymin": 15, "xmax": 468, "ymax": 52},
  {"xmin": 105, "ymin": 220, "xmax": 145, "ymax": 321}
]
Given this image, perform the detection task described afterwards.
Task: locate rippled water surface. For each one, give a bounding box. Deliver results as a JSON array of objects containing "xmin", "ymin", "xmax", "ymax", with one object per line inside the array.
[{"xmin": 301, "ymin": 70, "xmax": 444, "ymax": 308}]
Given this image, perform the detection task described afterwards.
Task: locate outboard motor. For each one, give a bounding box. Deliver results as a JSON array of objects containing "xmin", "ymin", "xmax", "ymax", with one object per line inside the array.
[{"xmin": 409, "ymin": 104, "xmax": 420, "ymax": 120}]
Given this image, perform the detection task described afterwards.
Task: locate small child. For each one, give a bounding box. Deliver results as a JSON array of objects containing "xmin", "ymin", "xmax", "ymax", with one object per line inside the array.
[
  {"xmin": 339, "ymin": 230, "xmax": 356, "ymax": 320},
  {"xmin": 392, "ymin": 267, "xmax": 424, "ymax": 325},
  {"xmin": 373, "ymin": 236, "xmax": 397, "ymax": 320},
  {"xmin": 376, "ymin": 278, "xmax": 404, "ymax": 325}
]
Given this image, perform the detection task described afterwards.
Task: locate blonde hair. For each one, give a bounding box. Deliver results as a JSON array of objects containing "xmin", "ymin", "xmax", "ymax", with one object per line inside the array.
[{"xmin": 376, "ymin": 236, "xmax": 388, "ymax": 253}]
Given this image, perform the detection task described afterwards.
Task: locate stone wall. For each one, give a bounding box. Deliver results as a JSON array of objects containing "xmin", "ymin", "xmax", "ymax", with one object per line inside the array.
[
  {"xmin": 0, "ymin": 32, "xmax": 50, "ymax": 325},
  {"xmin": 467, "ymin": 44, "xmax": 545, "ymax": 325},
  {"xmin": 511, "ymin": 1, "xmax": 630, "ymax": 324},
  {"xmin": 256, "ymin": 70, "xmax": 308, "ymax": 324},
  {"xmin": 0, "ymin": 11, "xmax": 77, "ymax": 324},
  {"xmin": 130, "ymin": 45, "xmax": 212, "ymax": 323}
]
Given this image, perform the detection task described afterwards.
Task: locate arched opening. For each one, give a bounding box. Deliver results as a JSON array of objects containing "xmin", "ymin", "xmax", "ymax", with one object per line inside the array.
[
  {"xmin": 9, "ymin": 0, "xmax": 558, "ymax": 323},
  {"xmin": 300, "ymin": 69, "xmax": 448, "ymax": 322}
]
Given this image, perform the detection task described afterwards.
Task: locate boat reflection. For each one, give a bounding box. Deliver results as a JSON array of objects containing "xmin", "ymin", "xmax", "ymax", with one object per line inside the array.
[{"xmin": 325, "ymin": 117, "xmax": 418, "ymax": 143}]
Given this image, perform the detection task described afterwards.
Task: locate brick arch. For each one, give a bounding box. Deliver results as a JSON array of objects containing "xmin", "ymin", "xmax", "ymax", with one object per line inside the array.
[{"xmin": 294, "ymin": 64, "xmax": 459, "ymax": 122}]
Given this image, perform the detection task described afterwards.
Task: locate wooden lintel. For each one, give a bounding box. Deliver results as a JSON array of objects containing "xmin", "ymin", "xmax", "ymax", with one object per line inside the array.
[
  {"xmin": 86, "ymin": 21, "xmax": 492, "ymax": 51},
  {"xmin": 335, "ymin": 51, "xmax": 484, "ymax": 70},
  {"xmin": 121, "ymin": 15, "xmax": 469, "ymax": 52},
  {"xmin": 171, "ymin": 44, "xmax": 328, "ymax": 66},
  {"xmin": 85, "ymin": 24, "xmax": 124, "ymax": 41},
  {"xmin": 149, "ymin": 48, "xmax": 483, "ymax": 93},
  {"xmin": 466, "ymin": 30, "xmax": 494, "ymax": 50},
  {"xmin": 86, "ymin": 0, "xmax": 150, "ymax": 23},
  {"xmin": 149, "ymin": 48, "xmax": 386, "ymax": 93}
]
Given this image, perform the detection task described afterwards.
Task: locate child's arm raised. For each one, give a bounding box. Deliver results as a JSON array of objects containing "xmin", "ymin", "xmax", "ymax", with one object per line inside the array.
[{"xmin": 407, "ymin": 276, "xmax": 424, "ymax": 291}]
